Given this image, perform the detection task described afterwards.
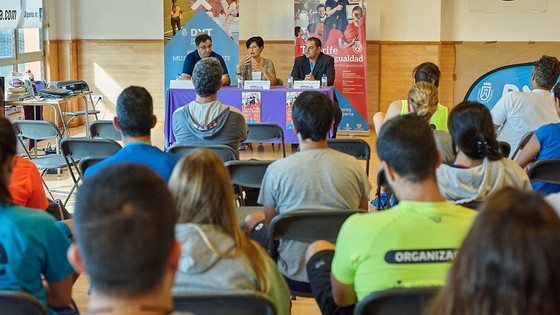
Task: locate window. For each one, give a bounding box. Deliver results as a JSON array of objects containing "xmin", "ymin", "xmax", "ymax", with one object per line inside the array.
[{"xmin": 0, "ymin": 28, "xmax": 44, "ymax": 81}]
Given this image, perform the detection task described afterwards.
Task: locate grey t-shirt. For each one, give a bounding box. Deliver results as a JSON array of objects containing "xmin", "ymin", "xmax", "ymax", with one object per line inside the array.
[{"xmin": 258, "ymin": 148, "xmax": 371, "ymax": 282}]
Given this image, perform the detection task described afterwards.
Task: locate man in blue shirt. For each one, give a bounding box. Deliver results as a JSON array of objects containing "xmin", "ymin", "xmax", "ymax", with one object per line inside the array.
[
  {"xmin": 182, "ymin": 34, "xmax": 231, "ymax": 86},
  {"xmin": 85, "ymin": 86, "xmax": 181, "ymax": 182}
]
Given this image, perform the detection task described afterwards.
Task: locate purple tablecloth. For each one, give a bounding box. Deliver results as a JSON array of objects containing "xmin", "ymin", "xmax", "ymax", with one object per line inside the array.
[{"xmin": 164, "ymin": 86, "xmax": 334, "ymax": 149}]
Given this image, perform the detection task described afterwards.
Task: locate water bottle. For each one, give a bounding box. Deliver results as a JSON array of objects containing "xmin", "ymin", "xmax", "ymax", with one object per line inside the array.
[
  {"xmin": 176, "ymin": 73, "xmax": 182, "ymax": 80},
  {"xmin": 237, "ymin": 74, "xmax": 243, "ymax": 89},
  {"xmin": 321, "ymin": 74, "xmax": 327, "ymax": 88},
  {"xmin": 288, "ymin": 75, "xmax": 294, "ymax": 89}
]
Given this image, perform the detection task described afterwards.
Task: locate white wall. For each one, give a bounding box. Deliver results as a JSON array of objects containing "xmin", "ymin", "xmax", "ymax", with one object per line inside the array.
[{"xmin": 379, "ymin": 0, "xmax": 441, "ymax": 41}]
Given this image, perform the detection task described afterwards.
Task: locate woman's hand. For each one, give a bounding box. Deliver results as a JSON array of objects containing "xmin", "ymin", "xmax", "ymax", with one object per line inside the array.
[
  {"xmin": 236, "ymin": 55, "xmax": 251, "ymax": 73},
  {"xmin": 251, "ymin": 58, "xmax": 264, "ymax": 72}
]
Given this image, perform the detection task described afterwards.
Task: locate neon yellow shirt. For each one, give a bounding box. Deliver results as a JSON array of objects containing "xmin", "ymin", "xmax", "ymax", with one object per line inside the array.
[{"xmin": 401, "ymin": 100, "xmax": 449, "ymax": 131}]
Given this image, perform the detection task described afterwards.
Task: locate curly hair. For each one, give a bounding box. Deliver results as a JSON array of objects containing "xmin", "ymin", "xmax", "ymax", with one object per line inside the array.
[
  {"xmin": 407, "ymin": 81, "xmax": 439, "ymax": 120},
  {"xmin": 533, "ymin": 55, "xmax": 560, "ymax": 89},
  {"xmin": 192, "ymin": 57, "xmax": 222, "ymax": 97}
]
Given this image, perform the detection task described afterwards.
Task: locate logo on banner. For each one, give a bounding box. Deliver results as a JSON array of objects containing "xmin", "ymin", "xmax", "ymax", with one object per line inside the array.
[{"xmin": 477, "ymin": 82, "xmax": 493, "ymax": 103}]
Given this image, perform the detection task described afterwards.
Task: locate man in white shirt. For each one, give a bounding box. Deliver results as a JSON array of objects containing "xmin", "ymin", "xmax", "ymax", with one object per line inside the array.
[{"xmin": 491, "ymin": 55, "xmax": 560, "ymax": 157}]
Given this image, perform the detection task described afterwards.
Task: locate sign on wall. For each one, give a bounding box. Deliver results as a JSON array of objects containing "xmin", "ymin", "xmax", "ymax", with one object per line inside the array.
[{"xmin": 0, "ymin": 0, "xmax": 42, "ymax": 29}]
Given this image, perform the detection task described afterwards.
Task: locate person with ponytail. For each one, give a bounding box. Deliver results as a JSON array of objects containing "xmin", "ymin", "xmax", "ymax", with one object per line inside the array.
[
  {"xmin": 436, "ymin": 101, "xmax": 531, "ymax": 205},
  {"xmin": 0, "ymin": 118, "xmax": 76, "ymax": 314},
  {"xmin": 168, "ymin": 149, "xmax": 291, "ymax": 314}
]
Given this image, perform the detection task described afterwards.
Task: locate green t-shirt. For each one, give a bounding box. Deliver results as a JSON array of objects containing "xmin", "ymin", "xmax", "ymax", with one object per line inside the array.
[
  {"xmin": 401, "ymin": 100, "xmax": 449, "ymax": 132},
  {"xmin": 331, "ymin": 200, "xmax": 476, "ymax": 301}
]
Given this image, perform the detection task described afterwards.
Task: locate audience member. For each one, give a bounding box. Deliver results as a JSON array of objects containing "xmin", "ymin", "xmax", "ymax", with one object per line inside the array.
[
  {"xmin": 9, "ymin": 155, "xmax": 49, "ymax": 210},
  {"xmin": 291, "ymin": 37, "xmax": 342, "ymax": 137},
  {"xmin": 492, "ymin": 55, "xmax": 560, "ymax": 157},
  {"xmin": 181, "ymin": 33, "xmax": 231, "ymax": 86},
  {"xmin": 0, "ymin": 118, "xmax": 75, "ymax": 314},
  {"xmin": 437, "ymin": 101, "xmax": 531, "ymax": 205},
  {"xmin": 430, "ymin": 187, "xmax": 560, "ymax": 315},
  {"xmin": 68, "ymin": 163, "xmax": 180, "ymax": 315},
  {"xmin": 85, "ymin": 86, "xmax": 181, "ymax": 182},
  {"xmin": 373, "ymin": 62, "xmax": 448, "ymax": 135},
  {"xmin": 514, "ymin": 82, "xmax": 560, "ymax": 195},
  {"xmin": 305, "ymin": 115, "xmax": 476, "ymax": 315},
  {"xmin": 173, "ymin": 58, "xmax": 248, "ymax": 154},
  {"xmin": 236, "ymin": 36, "xmax": 277, "ymax": 85},
  {"xmin": 247, "ymin": 91, "xmax": 370, "ymax": 293},
  {"xmin": 168, "ymin": 149, "xmax": 291, "ymax": 314}
]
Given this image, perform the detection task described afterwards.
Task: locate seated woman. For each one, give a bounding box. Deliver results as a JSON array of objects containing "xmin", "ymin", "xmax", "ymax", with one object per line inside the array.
[
  {"xmin": 436, "ymin": 101, "xmax": 531, "ymax": 206},
  {"xmin": 430, "ymin": 187, "xmax": 560, "ymax": 315},
  {"xmin": 168, "ymin": 149, "xmax": 291, "ymax": 315},
  {"xmin": 514, "ymin": 83, "xmax": 560, "ymax": 195},
  {"xmin": 9, "ymin": 156, "xmax": 49, "ymax": 210},
  {"xmin": 372, "ymin": 62, "xmax": 448, "ymax": 134},
  {"xmin": 236, "ymin": 36, "xmax": 277, "ymax": 85}
]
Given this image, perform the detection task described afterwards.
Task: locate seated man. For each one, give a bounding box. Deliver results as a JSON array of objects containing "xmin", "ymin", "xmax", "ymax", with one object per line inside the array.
[
  {"xmin": 182, "ymin": 33, "xmax": 231, "ymax": 86},
  {"xmin": 247, "ymin": 91, "xmax": 370, "ymax": 293},
  {"xmin": 85, "ymin": 86, "xmax": 181, "ymax": 182},
  {"xmin": 68, "ymin": 163, "xmax": 180, "ymax": 314},
  {"xmin": 305, "ymin": 115, "xmax": 477, "ymax": 315},
  {"xmin": 173, "ymin": 57, "xmax": 248, "ymax": 155}
]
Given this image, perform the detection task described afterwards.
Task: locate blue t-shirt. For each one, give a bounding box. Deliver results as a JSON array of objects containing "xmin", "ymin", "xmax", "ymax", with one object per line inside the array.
[
  {"xmin": 182, "ymin": 50, "xmax": 229, "ymax": 76},
  {"xmin": 84, "ymin": 142, "xmax": 182, "ymax": 183},
  {"xmin": 532, "ymin": 123, "xmax": 560, "ymax": 195},
  {"xmin": 0, "ymin": 204, "xmax": 74, "ymax": 315}
]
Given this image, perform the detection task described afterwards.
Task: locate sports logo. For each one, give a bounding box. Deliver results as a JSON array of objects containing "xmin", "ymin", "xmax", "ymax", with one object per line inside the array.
[{"xmin": 477, "ymin": 82, "xmax": 493, "ymax": 103}]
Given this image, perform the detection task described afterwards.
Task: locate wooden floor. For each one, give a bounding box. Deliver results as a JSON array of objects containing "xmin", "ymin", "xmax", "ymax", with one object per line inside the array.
[{"xmin": 43, "ymin": 122, "xmax": 380, "ymax": 314}]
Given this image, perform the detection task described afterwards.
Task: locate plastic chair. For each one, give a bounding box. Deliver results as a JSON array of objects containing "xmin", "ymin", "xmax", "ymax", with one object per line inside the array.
[
  {"xmin": 327, "ymin": 139, "xmax": 371, "ymax": 176},
  {"xmin": 89, "ymin": 120, "xmax": 121, "ymax": 140},
  {"xmin": 225, "ymin": 159, "xmax": 274, "ymax": 206},
  {"xmin": 245, "ymin": 123, "xmax": 286, "ymax": 158},
  {"xmin": 0, "ymin": 290, "xmax": 48, "ymax": 315},
  {"xmin": 511, "ymin": 130, "xmax": 535, "ymax": 159},
  {"xmin": 173, "ymin": 291, "xmax": 276, "ymax": 315},
  {"xmin": 60, "ymin": 138, "xmax": 122, "ymax": 205},
  {"xmin": 12, "ymin": 120, "xmax": 68, "ymax": 200},
  {"xmin": 527, "ymin": 158, "xmax": 560, "ymax": 184},
  {"xmin": 498, "ymin": 141, "xmax": 511, "ymax": 158},
  {"xmin": 353, "ymin": 287, "xmax": 440, "ymax": 315},
  {"xmin": 167, "ymin": 143, "xmax": 238, "ymax": 161},
  {"xmin": 78, "ymin": 156, "xmax": 106, "ymax": 176}
]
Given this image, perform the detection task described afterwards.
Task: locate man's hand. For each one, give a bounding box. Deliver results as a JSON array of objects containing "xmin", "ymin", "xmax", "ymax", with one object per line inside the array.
[{"xmin": 305, "ymin": 73, "xmax": 315, "ymax": 81}]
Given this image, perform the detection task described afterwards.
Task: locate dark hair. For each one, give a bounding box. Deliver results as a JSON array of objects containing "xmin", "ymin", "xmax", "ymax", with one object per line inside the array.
[
  {"xmin": 431, "ymin": 188, "xmax": 560, "ymax": 315},
  {"xmin": 0, "ymin": 118, "xmax": 16, "ymax": 204},
  {"xmin": 377, "ymin": 115, "xmax": 438, "ymax": 182},
  {"xmin": 292, "ymin": 91, "xmax": 333, "ymax": 141},
  {"xmin": 449, "ymin": 101, "xmax": 502, "ymax": 161},
  {"xmin": 246, "ymin": 36, "xmax": 264, "ymax": 49},
  {"xmin": 553, "ymin": 82, "xmax": 560, "ymax": 100},
  {"xmin": 413, "ymin": 62, "xmax": 440, "ymax": 87},
  {"xmin": 533, "ymin": 55, "xmax": 560, "ymax": 89},
  {"xmin": 116, "ymin": 86, "xmax": 153, "ymax": 137},
  {"xmin": 317, "ymin": 4, "xmax": 325, "ymax": 10},
  {"xmin": 74, "ymin": 163, "xmax": 176, "ymax": 297},
  {"xmin": 295, "ymin": 26, "xmax": 302, "ymax": 37},
  {"xmin": 195, "ymin": 34, "xmax": 212, "ymax": 46},
  {"xmin": 192, "ymin": 57, "xmax": 222, "ymax": 97},
  {"xmin": 306, "ymin": 36, "xmax": 322, "ymax": 48}
]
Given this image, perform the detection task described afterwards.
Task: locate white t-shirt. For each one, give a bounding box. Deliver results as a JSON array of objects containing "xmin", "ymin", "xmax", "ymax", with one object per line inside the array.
[{"xmin": 491, "ymin": 89, "xmax": 559, "ymax": 157}]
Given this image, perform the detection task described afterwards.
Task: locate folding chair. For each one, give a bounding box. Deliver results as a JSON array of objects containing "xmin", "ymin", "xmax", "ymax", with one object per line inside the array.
[
  {"xmin": 268, "ymin": 209, "xmax": 365, "ymax": 297},
  {"xmin": 167, "ymin": 143, "xmax": 238, "ymax": 161},
  {"xmin": 89, "ymin": 120, "xmax": 121, "ymax": 140},
  {"xmin": 245, "ymin": 123, "xmax": 286, "ymax": 157},
  {"xmin": 78, "ymin": 156, "xmax": 106, "ymax": 176},
  {"xmin": 511, "ymin": 130, "xmax": 535, "ymax": 159},
  {"xmin": 527, "ymin": 158, "xmax": 560, "ymax": 184},
  {"xmin": 327, "ymin": 139, "xmax": 371, "ymax": 176},
  {"xmin": 173, "ymin": 292, "xmax": 276, "ymax": 315},
  {"xmin": 60, "ymin": 138, "xmax": 122, "ymax": 205},
  {"xmin": 498, "ymin": 141, "xmax": 511, "ymax": 158},
  {"xmin": 12, "ymin": 120, "xmax": 68, "ymax": 200},
  {"xmin": 224, "ymin": 159, "xmax": 274, "ymax": 206},
  {"xmin": 0, "ymin": 290, "xmax": 48, "ymax": 315},
  {"xmin": 353, "ymin": 287, "xmax": 440, "ymax": 315}
]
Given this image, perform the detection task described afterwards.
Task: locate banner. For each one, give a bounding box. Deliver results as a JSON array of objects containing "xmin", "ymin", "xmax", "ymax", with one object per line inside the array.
[
  {"xmin": 0, "ymin": 0, "xmax": 42, "ymax": 29},
  {"xmin": 164, "ymin": 0, "xmax": 240, "ymax": 94},
  {"xmin": 294, "ymin": 0, "xmax": 369, "ymax": 133}
]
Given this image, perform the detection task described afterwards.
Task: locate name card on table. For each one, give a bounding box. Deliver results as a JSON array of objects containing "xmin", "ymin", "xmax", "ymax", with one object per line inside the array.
[
  {"xmin": 169, "ymin": 80, "xmax": 194, "ymax": 89},
  {"xmin": 293, "ymin": 80, "xmax": 320, "ymax": 89},
  {"xmin": 243, "ymin": 80, "xmax": 271, "ymax": 90}
]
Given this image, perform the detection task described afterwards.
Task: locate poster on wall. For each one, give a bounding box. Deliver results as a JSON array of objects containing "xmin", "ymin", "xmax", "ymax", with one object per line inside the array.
[
  {"xmin": 163, "ymin": 0, "xmax": 240, "ymax": 94},
  {"xmin": 0, "ymin": 0, "xmax": 42, "ymax": 29},
  {"xmin": 294, "ymin": 0, "xmax": 369, "ymax": 134}
]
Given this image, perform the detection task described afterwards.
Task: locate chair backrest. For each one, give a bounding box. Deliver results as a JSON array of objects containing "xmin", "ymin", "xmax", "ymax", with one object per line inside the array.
[
  {"xmin": 353, "ymin": 287, "xmax": 440, "ymax": 315},
  {"xmin": 60, "ymin": 138, "xmax": 122, "ymax": 162},
  {"xmin": 0, "ymin": 290, "xmax": 48, "ymax": 315},
  {"xmin": 173, "ymin": 291, "xmax": 276, "ymax": 315},
  {"xmin": 246, "ymin": 123, "xmax": 286, "ymax": 157},
  {"xmin": 12, "ymin": 120, "xmax": 62, "ymax": 141},
  {"xmin": 527, "ymin": 158, "xmax": 560, "ymax": 184},
  {"xmin": 225, "ymin": 160, "xmax": 274, "ymax": 189},
  {"xmin": 327, "ymin": 138, "xmax": 371, "ymax": 176},
  {"xmin": 498, "ymin": 141, "xmax": 511, "ymax": 158},
  {"xmin": 78, "ymin": 156, "xmax": 106, "ymax": 175},
  {"xmin": 89, "ymin": 120, "xmax": 121, "ymax": 140},
  {"xmin": 167, "ymin": 144, "xmax": 238, "ymax": 161},
  {"xmin": 511, "ymin": 130, "xmax": 535, "ymax": 159}
]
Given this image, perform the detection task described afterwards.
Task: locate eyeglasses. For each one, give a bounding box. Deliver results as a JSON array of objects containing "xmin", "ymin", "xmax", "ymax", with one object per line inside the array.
[{"xmin": 198, "ymin": 44, "xmax": 212, "ymax": 50}]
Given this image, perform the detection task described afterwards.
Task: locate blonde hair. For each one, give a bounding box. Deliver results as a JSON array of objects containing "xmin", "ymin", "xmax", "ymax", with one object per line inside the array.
[
  {"xmin": 168, "ymin": 149, "xmax": 269, "ymax": 292},
  {"xmin": 407, "ymin": 81, "xmax": 439, "ymax": 119}
]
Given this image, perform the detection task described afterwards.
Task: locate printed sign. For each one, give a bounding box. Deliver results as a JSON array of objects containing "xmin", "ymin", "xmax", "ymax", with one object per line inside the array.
[
  {"xmin": 286, "ymin": 91, "xmax": 301, "ymax": 130},
  {"xmin": 242, "ymin": 92, "xmax": 261, "ymax": 123}
]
